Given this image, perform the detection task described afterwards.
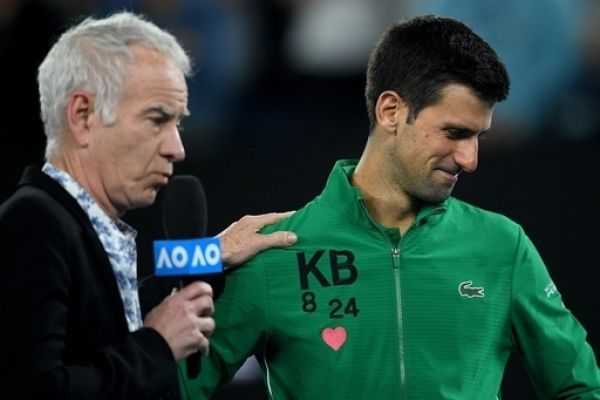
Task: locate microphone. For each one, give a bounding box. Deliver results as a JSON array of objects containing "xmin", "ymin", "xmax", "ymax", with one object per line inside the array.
[
  {"xmin": 154, "ymin": 175, "xmax": 224, "ymax": 379},
  {"xmin": 162, "ymin": 175, "xmax": 207, "ymax": 244},
  {"xmin": 159, "ymin": 175, "xmax": 225, "ymax": 298}
]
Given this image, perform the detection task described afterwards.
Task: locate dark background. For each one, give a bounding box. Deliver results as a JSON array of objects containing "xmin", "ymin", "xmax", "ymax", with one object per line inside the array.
[{"xmin": 2, "ymin": 0, "xmax": 599, "ymax": 398}]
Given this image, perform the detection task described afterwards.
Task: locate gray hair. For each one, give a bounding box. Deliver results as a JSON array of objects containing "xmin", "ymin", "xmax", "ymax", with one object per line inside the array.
[{"xmin": 38, "ymin": 11, "xmax": 192, "ymax": 159}]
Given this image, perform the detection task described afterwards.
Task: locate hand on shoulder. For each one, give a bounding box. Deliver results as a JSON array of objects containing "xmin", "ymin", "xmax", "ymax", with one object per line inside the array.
[{"xmin": 217, "ymin": 211, "xmax": 297, "ymax": 269}]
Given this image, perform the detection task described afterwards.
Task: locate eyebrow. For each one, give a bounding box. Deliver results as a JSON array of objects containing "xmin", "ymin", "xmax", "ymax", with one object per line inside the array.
[
  {"xmin": 443, "ymin": 123, "xmax": 490, "ymax": 137},
  {"xmin": 143, "ymin": 106, "xmax": 190, "ymax": 120}
]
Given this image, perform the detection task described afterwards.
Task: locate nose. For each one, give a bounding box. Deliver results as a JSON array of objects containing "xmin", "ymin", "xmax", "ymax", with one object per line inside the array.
[
  {"xmin": 161, "ymin": 126, "xmax": 186, "ymax": 162},
  {"xmin": 453, "ymin": 137, "xmax": 478, "ymax": 173}
]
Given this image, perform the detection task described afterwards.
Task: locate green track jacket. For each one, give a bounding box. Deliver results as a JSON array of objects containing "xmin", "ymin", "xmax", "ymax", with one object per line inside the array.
[{"xmin": 181, "ymin": 160, "xmax": 600, "ymax": 399}]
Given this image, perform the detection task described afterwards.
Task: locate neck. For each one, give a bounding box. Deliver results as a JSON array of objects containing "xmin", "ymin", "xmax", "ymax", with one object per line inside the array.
[
  {"xmin": 49, "ymin": 151, "xmax": 121, "ymax": 220},
  {"xmin": 352, "ymin": 140, "xmax": 419, "ymax": 234}
]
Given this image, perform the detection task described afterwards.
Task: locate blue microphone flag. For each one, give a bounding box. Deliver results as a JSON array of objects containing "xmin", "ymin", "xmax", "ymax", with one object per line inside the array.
[{"xmin": 153, "ymin": 237, "xmax": 222, "ymax": 276}]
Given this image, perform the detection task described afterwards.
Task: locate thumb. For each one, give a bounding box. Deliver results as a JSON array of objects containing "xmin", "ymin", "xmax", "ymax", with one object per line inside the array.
[{"xmin": 261, "ymin": 231, "xmax": 298, "ymax": 250}]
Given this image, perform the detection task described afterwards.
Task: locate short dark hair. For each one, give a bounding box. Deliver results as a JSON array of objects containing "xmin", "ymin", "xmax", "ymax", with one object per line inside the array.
[{"xmin": 365, "ymin": 15, "xmax": 510, "ymax": 131}]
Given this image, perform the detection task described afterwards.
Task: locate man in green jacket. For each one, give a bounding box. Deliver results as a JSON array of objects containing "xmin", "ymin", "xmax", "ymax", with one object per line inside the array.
[{"xmin": 181, "ymin": 15, "xmax": 600, "ymax": 399}]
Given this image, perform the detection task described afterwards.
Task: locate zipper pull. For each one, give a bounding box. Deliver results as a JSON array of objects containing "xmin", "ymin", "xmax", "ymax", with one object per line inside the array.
[{"xmin": 391, "ymin": 247, "xmax": 400, "ymax": 269}]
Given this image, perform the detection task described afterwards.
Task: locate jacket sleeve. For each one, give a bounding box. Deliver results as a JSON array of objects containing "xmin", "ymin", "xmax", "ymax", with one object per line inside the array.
[
  {"xmin": 0, "ymin": 196, "xmax": 179, "ymax": 400},
  {"xmin": 179, "ymin": 256, "xmax": 269, "ymax": 399},
  {"xmin": 511, "ymin": 227, "xmax": 600, "ymax": 399}
]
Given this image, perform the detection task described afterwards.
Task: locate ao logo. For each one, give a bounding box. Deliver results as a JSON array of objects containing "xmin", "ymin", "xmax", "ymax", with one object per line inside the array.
[{"xmin": 153, "ymin": 237, "xmax": 222, "ymax": 276}]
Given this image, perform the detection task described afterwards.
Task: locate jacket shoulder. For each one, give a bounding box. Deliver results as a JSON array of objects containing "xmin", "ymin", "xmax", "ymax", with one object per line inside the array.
[{"xmin": 446, "ymin": 197, "xmax": 523, "ymax": 238}]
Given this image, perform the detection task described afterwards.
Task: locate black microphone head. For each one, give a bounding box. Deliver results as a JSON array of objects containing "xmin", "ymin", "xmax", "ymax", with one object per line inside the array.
[{"xmin": 162, "ymin": 175, "xmax": 207, "ymax": 239}]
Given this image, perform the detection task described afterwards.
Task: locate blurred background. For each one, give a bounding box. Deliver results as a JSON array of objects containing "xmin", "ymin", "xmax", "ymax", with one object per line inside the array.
[{"xmin": 1, "ymin": 0, "xmax": 599, "ymax": 398}]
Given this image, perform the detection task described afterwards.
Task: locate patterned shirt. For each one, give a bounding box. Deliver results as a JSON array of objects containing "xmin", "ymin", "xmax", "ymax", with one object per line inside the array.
[{"xmin": 42, "ymin": 163, "xmax": 143, "ymax": 331}]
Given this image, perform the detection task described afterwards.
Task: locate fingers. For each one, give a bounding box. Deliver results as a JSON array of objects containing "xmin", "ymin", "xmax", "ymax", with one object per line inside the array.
[
  {"xmin": 250, "ymin": 211, "xmax": 296, "ymax": 227},
  {"xmin": 227, "ymin": 211, "xmax": 296, "ymax": 234},
  {"xmin": 195, "ymin": 317, "xmax": 216, "ymax": 355},
  {"xmin": 172, "ymin": 282, "xmax": 214, "ymax": 317},
  {"xmin": 144, "ymin": 281, "xmax": 215, "ymax": 360},
  {"xmin": 257, "ymin": 231, "xmax": 298, "ymax": 250},
  {"xmin": 197, "ymin": 315, "xmax": 216, "ymax": 337},
  {"xmin": 217, "ymin": 211, "xmax": 298, "ymax": 268},
  {"xmin": 177, "ymin": 280, "xmax": 213, "ymax": 299},
  {"xmin": 183, "ymin": 314, "xmax": 215, "ymax": 357},
  {"xmin": 196, "ymin": 336, "xmax": 210, "ymax": 356},
  {"xmin": 192, "ymin": 290, "xmax": 214, "ymax": 317}
]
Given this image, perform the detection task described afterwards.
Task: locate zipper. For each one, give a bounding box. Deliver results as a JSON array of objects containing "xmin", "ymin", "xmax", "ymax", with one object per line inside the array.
[
  {"xmin": 392, "ymin": 246, "xmax": 406, "ymax": 399},
  {"xmin": 359, "ymin": 199, "xmax": 407, "ymax": 398}
]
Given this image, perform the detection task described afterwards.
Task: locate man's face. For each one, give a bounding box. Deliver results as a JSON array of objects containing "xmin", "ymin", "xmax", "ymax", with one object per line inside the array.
[
  {"xmin": 390, "ymin": 84, "xmax": 493, "ymax": 204},
  {"xmin": 87, "ymin": 45, "xmax": 188, "ymax": 216}
]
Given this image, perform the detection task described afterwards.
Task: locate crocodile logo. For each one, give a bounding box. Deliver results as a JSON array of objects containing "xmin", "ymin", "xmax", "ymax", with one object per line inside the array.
[{"xmin": 458, "ymin": 280, "xmax": 484, "ymax": 298}]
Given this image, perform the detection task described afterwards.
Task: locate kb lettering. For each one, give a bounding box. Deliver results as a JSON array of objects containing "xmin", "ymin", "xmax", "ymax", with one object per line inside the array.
[{"xmin": 297, "ymin": 249, "xmax": 358, "ymax": 290}]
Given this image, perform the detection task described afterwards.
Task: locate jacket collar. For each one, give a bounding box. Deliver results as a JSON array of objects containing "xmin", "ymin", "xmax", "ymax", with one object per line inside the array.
[{"xmin": 318, "ymin": 160, "xmax": 448, "ymax": 232}]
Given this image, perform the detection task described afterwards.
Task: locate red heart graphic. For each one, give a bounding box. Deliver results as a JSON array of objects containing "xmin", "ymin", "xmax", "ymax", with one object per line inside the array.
[{"xmin": 322, "ymin": 327, "xmax": 347, "ymax": 351}]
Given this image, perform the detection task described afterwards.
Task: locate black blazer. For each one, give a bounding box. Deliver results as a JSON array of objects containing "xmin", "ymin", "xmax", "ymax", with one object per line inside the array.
[{"xmin": 0, "ymin": 167, "xmax": 180, "ymax": 400}]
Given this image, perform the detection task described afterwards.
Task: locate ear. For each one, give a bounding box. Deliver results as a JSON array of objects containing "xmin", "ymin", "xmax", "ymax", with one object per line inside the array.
[
  {"xmin": 375, "ymin": 90, "xmax": 408, "ymax": 135},
  {"xmin": 66, "ymin": 91, "xmax": 96, "ymax": 148}
]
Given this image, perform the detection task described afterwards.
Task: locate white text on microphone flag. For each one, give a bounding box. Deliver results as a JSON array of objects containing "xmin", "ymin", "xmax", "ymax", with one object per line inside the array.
[{"xmin": 153, "ymin": 237, "xmax": 222, "ymax": 276}]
